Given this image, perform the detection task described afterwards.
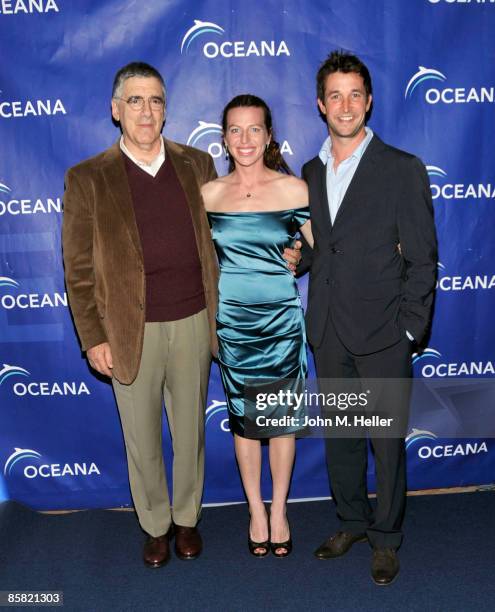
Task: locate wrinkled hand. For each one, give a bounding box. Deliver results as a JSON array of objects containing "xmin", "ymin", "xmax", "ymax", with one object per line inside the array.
[
  {"xmin": 283, "ymin": 240, "xmax": 302, "ymax": 274},
  {"xmin": 87, "ymin": 342, "xmax": 113, "ymax": 377}
]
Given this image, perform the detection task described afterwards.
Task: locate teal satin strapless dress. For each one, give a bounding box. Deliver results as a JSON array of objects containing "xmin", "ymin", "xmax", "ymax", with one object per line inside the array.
[{"xmin": 208, "ymin": 207, "xmax": 310, "ymax": 438}]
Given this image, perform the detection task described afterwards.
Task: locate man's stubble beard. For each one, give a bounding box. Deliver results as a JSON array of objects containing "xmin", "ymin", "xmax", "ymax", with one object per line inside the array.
[{"xmin": 327, "ymin": 117, "xmax": 366, "ymax": 141}]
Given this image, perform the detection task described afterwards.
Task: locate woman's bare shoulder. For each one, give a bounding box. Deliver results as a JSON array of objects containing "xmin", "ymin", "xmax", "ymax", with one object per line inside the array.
[
  {"xmin": 276, "ymin": 174, "xmax": 308, "ymax": 206},
  {"xmin": 201, "ymin": 175, "xmax": 235, "ymax": 210},
  {"xmin": 201, "ymin": 175, "xmax": 231, "ymax": 194}
]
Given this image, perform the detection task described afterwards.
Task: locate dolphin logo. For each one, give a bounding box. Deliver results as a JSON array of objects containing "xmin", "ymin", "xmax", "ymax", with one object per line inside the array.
[
  {"xmin": 180, "ymin": 20, "xmax": 224, "ymax": 54},
  {"xmin": 404, "ymin": 66, "xmax": 447, "ymax": 99},
  {"xmin": 205, "ymin": 399, "xmax": 228, "ymax": 426},
  {"xmin": 0, "ymin": 276, "xmax": 19, "ymax": 289},
  {"xmin": 4, "ymin": 447, "xmax": 42, "ymax": 476},
  {"xmin": 426, "ymin": 165, "xmax": 447, "ymax": 179},
  {"xmin": 0, "ymin": 182, "xmax": 11, "ymax": 194},
  {"xmin": 405, "ymin": 428, "xmax": 437, "ymax": 450},
  {"xmin": 187, "ymin": 121, "xmax": 223, "ymax": 148},
  {"xmin": 412, "ymin": 348, "xmax": 442, "ymax": 365},
  {"xmin": 0, "ymin": 364, "xmax": 30, "ymax": 387}
]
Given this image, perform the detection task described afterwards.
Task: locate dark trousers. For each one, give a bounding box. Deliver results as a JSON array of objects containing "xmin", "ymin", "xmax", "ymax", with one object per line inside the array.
[{"xmin": 314, "ymin": 315, "xmax": 412, "ymax": 549}]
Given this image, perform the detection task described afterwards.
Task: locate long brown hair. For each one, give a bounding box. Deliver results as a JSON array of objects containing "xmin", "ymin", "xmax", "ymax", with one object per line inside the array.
[{"xmin": 221, "ymin": 94, "xmax": 292, "ymax": 174}]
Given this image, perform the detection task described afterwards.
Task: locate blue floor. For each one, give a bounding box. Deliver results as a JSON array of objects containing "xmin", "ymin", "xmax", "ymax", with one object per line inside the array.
[{"xmin": 0, "ymin": 492, "xmax": 494, "ymax": 611}]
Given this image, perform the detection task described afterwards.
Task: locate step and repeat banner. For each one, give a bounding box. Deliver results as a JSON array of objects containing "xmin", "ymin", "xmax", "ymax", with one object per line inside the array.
[{"xmin": 0, "ymin": 0, "xmax": 494, "ymax": 509}]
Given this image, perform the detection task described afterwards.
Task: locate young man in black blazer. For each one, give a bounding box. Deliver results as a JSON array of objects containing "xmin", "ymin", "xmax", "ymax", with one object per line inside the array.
[{"xmin": 300, "ymin": 51, "xmax": 437, "ymax": 585}]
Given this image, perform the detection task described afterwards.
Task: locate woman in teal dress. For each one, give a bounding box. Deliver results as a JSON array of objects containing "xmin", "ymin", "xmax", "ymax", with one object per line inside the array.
[{"xmin": 201, "ymin": 94, "xmax": 313, "ymax": 557}]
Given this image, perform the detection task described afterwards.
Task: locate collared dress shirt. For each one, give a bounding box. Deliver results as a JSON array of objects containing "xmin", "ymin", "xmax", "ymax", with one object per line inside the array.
[
  {"xmin": 318, "ymin": 127, "xmax": 373, "ymax": 225},
  {"xmin": 120, "ymin": 136, "xmax": 165, "ymax": 177}
]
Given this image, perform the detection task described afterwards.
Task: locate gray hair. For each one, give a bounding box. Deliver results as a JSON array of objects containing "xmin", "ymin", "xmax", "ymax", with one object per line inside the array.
[{"xmin": 112, "ymin": 61, "xmax": 166, "ymax": 102}]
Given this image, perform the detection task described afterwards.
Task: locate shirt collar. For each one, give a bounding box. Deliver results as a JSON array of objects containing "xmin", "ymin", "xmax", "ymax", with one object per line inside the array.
[
  {"xmin": 319, "ymin": 127, "xmax": 373, "ymax": 165},
  {"xmin": 119, "ymin": 136, "xmax": 165, "ymax": 168}
]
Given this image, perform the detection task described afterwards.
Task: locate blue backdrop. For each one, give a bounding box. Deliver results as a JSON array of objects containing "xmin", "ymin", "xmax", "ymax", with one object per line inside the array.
[{"xmin": 0, "ymin": 0, "xmax": 494, "ymax": 510}]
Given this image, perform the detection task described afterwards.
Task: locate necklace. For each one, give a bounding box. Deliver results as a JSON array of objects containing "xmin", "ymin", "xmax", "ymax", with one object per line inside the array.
[{"xmin": 240, "ymin": 184, "xmax": 255, "ymax": 198}]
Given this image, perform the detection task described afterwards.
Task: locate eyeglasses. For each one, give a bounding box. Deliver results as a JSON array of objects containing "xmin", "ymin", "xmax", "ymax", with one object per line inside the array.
[{"xmin": 114, "ymin": 95, "xmax": 165, "ymax": 111}]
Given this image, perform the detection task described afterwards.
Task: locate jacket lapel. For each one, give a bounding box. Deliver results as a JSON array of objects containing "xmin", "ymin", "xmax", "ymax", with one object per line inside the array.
[
  {"xmin": 165, "ymin": 139, "xmax": 205, "ymax": 254},
  {"xmin": 331, "ymin": 134, "xmax": 381, "ymax": 227},
  {"xmin": 316, "ymin": 158, "xmax": 333, "ymax": 230},
  {"xmin": 307, "ymin": 157, "xmax": 332, "ymax": 233},
  {"xmin": 165, "ymin": 139, "xmax": 198, "ymax": 210},
  {"xmin": 100, "ymin": 142, "xmax": 144, "ymax": 262}
]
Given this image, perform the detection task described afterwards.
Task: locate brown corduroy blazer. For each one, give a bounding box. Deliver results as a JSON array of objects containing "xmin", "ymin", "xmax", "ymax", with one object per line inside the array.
[{"xmin": 62, "ymin": 139, "xmax": 219, "ymax": 384}]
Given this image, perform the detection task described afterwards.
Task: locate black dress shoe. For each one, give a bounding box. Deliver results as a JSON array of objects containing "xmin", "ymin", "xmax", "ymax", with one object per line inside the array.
[
  {"xmin": 143, "ymin": 533, "xmax": 171, "ymax": 568},
  {"xmin": 314, "ymin": 531, "xmax": 368, "ymax": 559},
  {"xmin": 371, "ymin": 548, "xmax": 400, "ymax": 586},
  {"xmin": 174, "ymin": 525, "xmax": 202, "ymax": 560}
]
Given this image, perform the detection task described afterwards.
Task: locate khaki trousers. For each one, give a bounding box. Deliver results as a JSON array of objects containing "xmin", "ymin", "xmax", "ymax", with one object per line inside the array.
[{"xmin": 112, "ymin": 309, "xmax": 211, "ymax": 537}]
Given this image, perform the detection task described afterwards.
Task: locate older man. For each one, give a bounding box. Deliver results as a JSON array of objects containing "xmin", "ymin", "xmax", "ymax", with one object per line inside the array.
[{"xmin": 62, "ymin": 62, "xmax": 218, "ymax": 567}]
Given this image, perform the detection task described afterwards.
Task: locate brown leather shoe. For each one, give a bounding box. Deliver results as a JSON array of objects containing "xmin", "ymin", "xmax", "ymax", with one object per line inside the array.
[
  {"xmin": 174, "ymin": 525, "xmax": 202, "ymax": 560},
  {"xmin": 143, "ymin": 532, "xmax": 171, "ymax": 568},
  {"xmin": 314, "ymin": 531, "xmax": 368, "ymax": 559},
  {"xmin": 371, "ymin": 548, "xmax": 400, "ymax": 586}
]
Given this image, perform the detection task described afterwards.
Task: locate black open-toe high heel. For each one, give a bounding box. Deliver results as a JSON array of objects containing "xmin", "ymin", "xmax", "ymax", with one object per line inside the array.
[
  {"xmin": 270, "ymin": 516, "xmax": 292, "ymax": 557},
  {"xmin": 270, "ymin": 537, "xmax": 292, "ymax": 557},
  {"xmin": 248, "ymin": 512, "xmax": 270, "ymax": 557},
  {"xmin": 248, "ymin": 535, "xmax": 270, "ymax": 557}
]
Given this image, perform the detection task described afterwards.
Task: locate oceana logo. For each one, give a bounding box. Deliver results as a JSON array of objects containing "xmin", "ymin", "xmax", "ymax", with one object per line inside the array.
[
  {"xmin": 180, "ymin": 19, "xmax": 290, "ymax": 59},
  {"xmin": 187, "ymin": 121, "xmax": 224, "ymax": 159},
  {"xmin": 3, "ymin": 448, "xmax": 41, "ymax": 476},
  {"xmin": 0, "ymin": 96, "xmax": 66, "ymax": 119},
  {"xmin": 0, "ymin": 363, "xmax": 90, "ymax": 396},
  {"xmin": 436, "ymin": 262, "xmax": 495, "ymax": 292},
  {"xmin": 404, "ymin": 67, "xmax": 447, "ymax": 99},
  {"xmin": 426, "ymin": 165, "xmax": 447, "ymax": 180},
  {"xmin": 412, "ymin": 348, "xmax": 495, "ymax": 377},
  {"xmin": 406, "ymin": 429, "xmax": 488, "ymax": 460},
  {"xmin": 0, "ymin": 276, "xmax": 19, "ymax": 289},
  {"xmin": 405, "ymin": 66, "xmax": 494, "ymax": 104},
  {"xmin": 181, "ymin": 20, "xmax": 224, "ymax": 54},
  {"xmin": 427, "ymin": 164, "xmax": 495, "ymax": 202},
  {"xmin": 0, "ymin": 363, "xmax": 30, "ymax": 386},
  {"xmin": 412, "ymin": 347, "xmax": 442, "ymax": 366},
  {"xmin": 0, "ymin": 0, "xmax": 58, "ymax": 14},
  {"xmin": 405, "ymin": 428, "xmax": 438, "ymax": 449},
  {"xmin": 0, "ymin": 276, "xmax": 67, "ymax": 310},
  {"xmin": 187, "ymin": 120, "xmax": 295, "ymax": 160},
  {"xmin": 205, "ymin": 399, "xmax": 230, "ymax": 432},
  {"xmin": 0, "ymin": 179, "xmax": 62, "ymax": 215},
  {"xmin": 3, "ymin": 448, "xmax": 100, "ymax": 480},
  {"xmin": 428, "ymin": 0, "xmax": 495, "ymax": 4}
]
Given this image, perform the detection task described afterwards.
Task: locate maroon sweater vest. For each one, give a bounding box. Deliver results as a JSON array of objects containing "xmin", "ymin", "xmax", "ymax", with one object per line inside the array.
[{"xmin": 123, "ymin": 153, "xmax": 205, "ymax": 322}]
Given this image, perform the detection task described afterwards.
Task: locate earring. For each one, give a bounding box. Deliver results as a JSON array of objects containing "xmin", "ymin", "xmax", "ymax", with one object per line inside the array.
[{"xmin": 224, "ymin": 145, "xmax": 229, "ymax": 160}]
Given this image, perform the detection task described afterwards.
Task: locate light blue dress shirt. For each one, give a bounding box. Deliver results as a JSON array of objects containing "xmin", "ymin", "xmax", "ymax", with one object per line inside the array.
[{"xmin": 319, "ymin": 127, "xmax": 373, "ymax": 225}]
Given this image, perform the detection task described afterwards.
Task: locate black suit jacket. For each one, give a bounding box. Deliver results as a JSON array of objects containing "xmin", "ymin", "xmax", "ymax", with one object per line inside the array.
[{"xmin": 301, "ymin": 134, "xmax": 437, "ymax": 355}]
